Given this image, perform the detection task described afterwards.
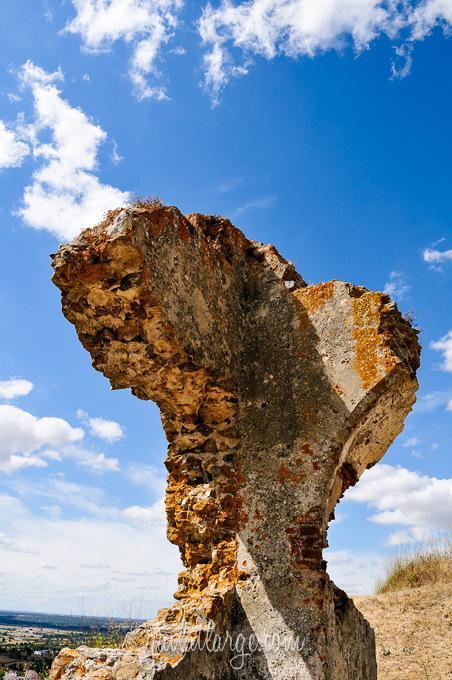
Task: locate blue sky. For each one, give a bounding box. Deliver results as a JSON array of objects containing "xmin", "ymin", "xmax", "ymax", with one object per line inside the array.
[{"xmin": 0, "ymin": 0, "xmax": 451, "ymax": 615}]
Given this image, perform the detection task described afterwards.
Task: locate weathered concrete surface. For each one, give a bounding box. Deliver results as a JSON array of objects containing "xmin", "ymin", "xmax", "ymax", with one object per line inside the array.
[{"xmin": 50, "ymin": 204, "xmax": 420, "ymax": 680}]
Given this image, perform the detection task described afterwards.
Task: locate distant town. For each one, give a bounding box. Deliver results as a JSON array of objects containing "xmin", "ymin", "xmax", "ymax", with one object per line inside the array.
[{"xmin": 0, "ymin": 611, "xmax": 139, "ymax": 679}]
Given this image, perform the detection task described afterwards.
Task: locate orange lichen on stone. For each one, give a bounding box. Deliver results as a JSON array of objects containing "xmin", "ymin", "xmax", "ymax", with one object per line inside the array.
[
  {"xmin": 351, "ymin": 291, "xmax": 399, "ymax": 390},
  {"xmin": 294, "ymin": 280, "xmax": 336, "ymax": 315}
]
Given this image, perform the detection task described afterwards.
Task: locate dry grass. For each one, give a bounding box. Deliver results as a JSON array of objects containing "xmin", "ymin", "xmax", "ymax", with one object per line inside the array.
[
  {"xmin": 127, "ymin": 194, "xmax": 164, "ymax": 210},
  {"xmin": 354, "ymin": 583, "xmax": 452, "ymax": 680},
  {"xmin": 376, "ymin": 534, "xmax": 452, "ymax": 594},
  {"xmin": 353, "ymin": 534, "xmax": 452, "ymax": 679}
]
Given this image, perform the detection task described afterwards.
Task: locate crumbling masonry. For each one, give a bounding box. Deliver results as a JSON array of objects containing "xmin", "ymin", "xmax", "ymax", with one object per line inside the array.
[{"xmin": 50, "ymin": 205, "xmax": 420, "ymax": 680}]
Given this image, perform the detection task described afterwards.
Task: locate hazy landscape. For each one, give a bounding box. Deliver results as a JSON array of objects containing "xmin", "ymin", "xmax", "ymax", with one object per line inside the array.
[{"xmin": 0, "ymin": 612, "xmax": 138, "ymax": 678}]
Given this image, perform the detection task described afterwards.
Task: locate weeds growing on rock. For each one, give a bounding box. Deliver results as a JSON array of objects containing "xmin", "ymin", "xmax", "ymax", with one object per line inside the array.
[{"xmin": 128, "ymin": 195, "xmax": 165, "ymax": 210}]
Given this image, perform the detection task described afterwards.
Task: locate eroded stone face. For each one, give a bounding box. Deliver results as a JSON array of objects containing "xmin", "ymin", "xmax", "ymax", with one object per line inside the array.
[{"xmin": 50, "ymin": 205, "xmax": 420, "ymax": 680}]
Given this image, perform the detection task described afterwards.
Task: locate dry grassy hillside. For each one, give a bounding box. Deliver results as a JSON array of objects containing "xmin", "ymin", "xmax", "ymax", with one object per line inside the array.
[
  {"xmin": 353, "ymin": 543, "xmax": 452, "ymax": 679},
  {"xmin": 354, "ymin": 583, "xmax": 451, "ymax": 679}
]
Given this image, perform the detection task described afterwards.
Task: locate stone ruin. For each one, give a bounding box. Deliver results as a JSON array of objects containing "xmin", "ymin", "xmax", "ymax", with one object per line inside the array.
[{"xmin": 50, "ymin": 204, "xmax": 420, "ymax": 680}]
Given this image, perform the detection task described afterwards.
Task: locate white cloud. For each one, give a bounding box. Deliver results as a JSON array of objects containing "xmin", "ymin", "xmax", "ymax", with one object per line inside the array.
[
  {"xmin": 0, "ymin": 405, "xmax": 119, "ymax": 474},
  {"xmin": 383, "ymin": 270, "xmax": 411, "ymax": 301},
  {"xmin": 0, "ymin": 529, "xmax": 38, "ymax": 554},
  {"xmin": 123, "ymin": 498, "xmax": 166, "ymax": 524},
  {"xmin": 410, "ymin": 0, "xmax": 452, "ymax": 40},
  {"xmin": 233, "ymin": 194, "xmax": 277, "ymax": 216},
  {"xmin": 0, "ymin": 378, "xmax": 33, "ymax": 400},
  {"xmin": 198, "ymin": 0, "xmax": 403, "ymax": 102},
  {"xmin": 77, "ymin": 409, "xmax": 125, "ymax": 442},
  {"xmin": 88, "ymin": 417, "xmax": 125, "ymax": 442},
  {"xmin": 414, "ymin": 389, "xmax": 452, "ymax": 412},
  {"xmin": 198, "ymin": 1, "xmax": 452, "ymax": 102},
  {"xmin": 65, "ymin": 0, "xmax": 183, "ymax": 100},
  {"xmin": 4, "ymin": 455, "xmax": 49, "ymax": 474},
  {"xmin": 111, "ymin": 140, "xmax": 123, "ymax": 164},
  {"xmin": 385, "ymin": 529, "xmax": 416, "ymax": 546},
  {"xmin": 0, "ymin": 492, "xmax": 27, "ymax": 518},
  {"xmin": 17, "ymin": 60, "xmax": 129, "ymax": 241},
  {"xmin": 0, "ymin": 404, "xmax": 83, "ymax": 472},
  {"xmin": 345, "ymin": 463, "xmax": 452, "ymax": 544},
  {"xmin": 325, "ymin": 548, "xmax": 383, "ymax": 595},
  {"xmin": 402, "ymin": 436, "xmax": 419, "ymax": 448},
  {"xmin": 422, "ymin": 246, "xmax": 452, "ymax": 264},
  {"xmin": 65, "ymin": 446, "xmax": 121, "ymax": 472},
  {"xmin": 0, "ymin": 492, "xmax": 180, "ymax": 615},
  {"xmin": 0, "ymin": 120, "xmax": 29, "ymax": 168},
  {"xmin": 390, "ymin": 42, "xmax": 414, "ymax": 79},
  {"xmin": 431, "ymin": 330, "xmax": 452, "ymax": 372},
  {"xmin": 126, "ymin": 463, "xmax": 166, "ymax": 495},
  {"xmin": 11, "ymin": 476, "xmax": 116, "ymax": 517},
  {"xmin": 52, "ymin": 1, "xmax": 452, "ymax": 105}
]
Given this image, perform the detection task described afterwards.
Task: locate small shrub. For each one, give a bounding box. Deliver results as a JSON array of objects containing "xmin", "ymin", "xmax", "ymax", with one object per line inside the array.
[{"xmin": 84, "ymin": 622, "xmax": 125, "ymax": 649}]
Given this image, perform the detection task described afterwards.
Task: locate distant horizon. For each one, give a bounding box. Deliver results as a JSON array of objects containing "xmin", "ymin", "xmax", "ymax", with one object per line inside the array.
[{"xmin": 0, "ymin": 609, "xmax": 145, "ymax": 625}]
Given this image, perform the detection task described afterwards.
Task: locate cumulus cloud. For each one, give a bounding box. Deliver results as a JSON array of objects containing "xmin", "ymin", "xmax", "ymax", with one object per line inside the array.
[
  {"xmin": 77, "ymin": 409, "xmax": 125, "ymax": 442},
  {"xmin": 345, "ymin": 463, "xmax": 452, "ymax": 544},
  {"xmin": 0, "ymin": 378, "xmax": 33, "ymax": 400},
  {"xmin": 0, "ymin": 405, "xmax": 119, "ymax": 473},
  {"xmin": 0, "ymin": 405, "xmax": 83, "ymax": 453},
  {"xmin": 0, "ymin": 121, "xmax": 29, "ymax": 168},
  {"xmin": 198, "ymin": 0, "xmax": 452, "ymax": 102},
  {"xmin": 431, "ymin": 330, "xmax": 452, "ymax": 372},
  {"xmin": 122, "ymin": 497, "xmax": 166, "ymax": 524},
  {"xmin": 88, "ymin": 417, "xmax": 124, "ymax": 442},
  {"xmin": 17, "ymin": 60, "xmax": 129, "ymax": 241},
  {"xmin": 383, "ymin": 270, "xmax": 411, "ymax": 301},
  {"xmin": 65, "ymin": 0, "xmax": 184, "ymax": 100},
  {"xmin": 4, "ymin": 456, "xmax": 49, "ymax": 474}
]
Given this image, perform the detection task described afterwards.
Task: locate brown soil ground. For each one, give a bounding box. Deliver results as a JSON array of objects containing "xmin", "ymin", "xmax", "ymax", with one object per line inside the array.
[{"xmin": 353, "ymin": 583, "xmax": 452, "ymax": 679}]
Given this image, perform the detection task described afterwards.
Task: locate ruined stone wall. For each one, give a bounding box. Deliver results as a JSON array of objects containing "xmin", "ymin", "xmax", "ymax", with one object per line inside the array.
[{"xmin": 51, "ymin": 204, "xmax": 420, "ymax": 680}]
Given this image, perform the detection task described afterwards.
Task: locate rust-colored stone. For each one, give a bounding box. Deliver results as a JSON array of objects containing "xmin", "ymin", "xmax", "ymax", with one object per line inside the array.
[{"xmin": 50, "ymin": 205, "xmax": 420, "ymax": 680}]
